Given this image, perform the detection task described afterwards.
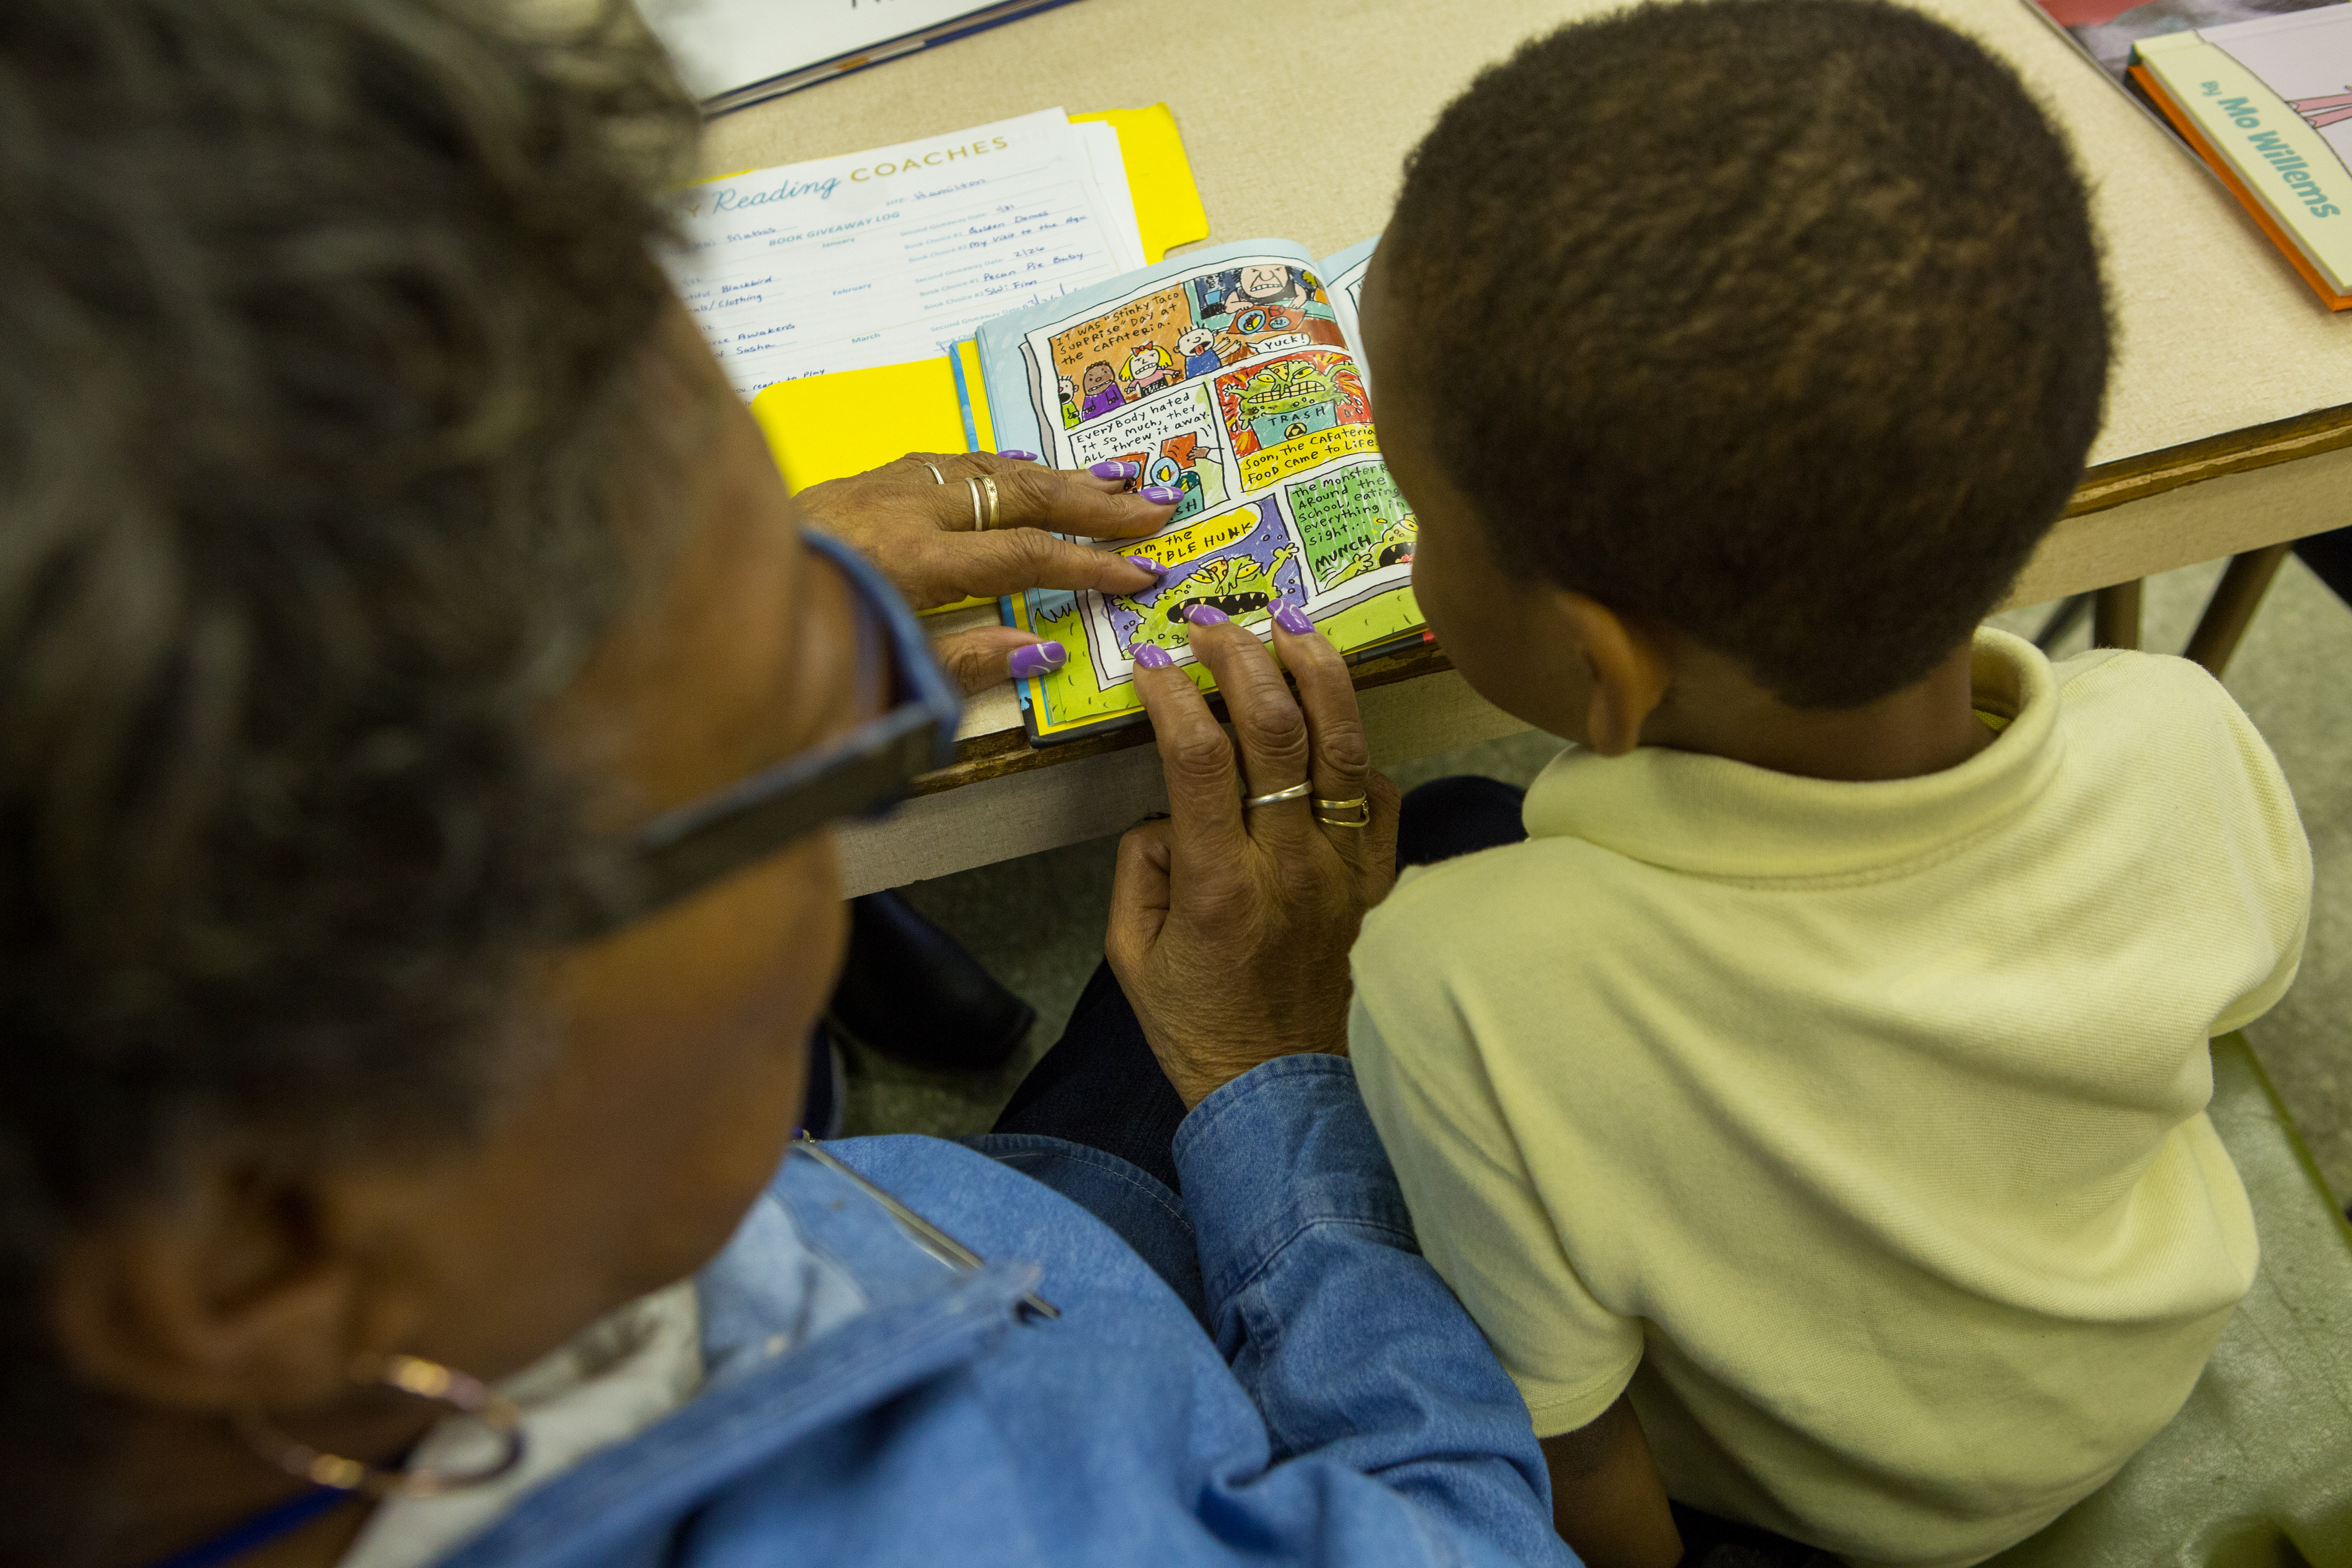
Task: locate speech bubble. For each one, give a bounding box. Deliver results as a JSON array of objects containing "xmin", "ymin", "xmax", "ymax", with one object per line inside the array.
[
  {"xmin": 1287, "ymin": 463, "xmax": 1418, "ymax": 588},
  {"xmin": 1050, "ymin": 282, "xmax": 1193, "ymax": 367},
  {"xmin": 1069, "ymin": 382, "xmax": 1217, "ymax": 468},
  {"xmin": 1096, "ymin": 499, "xmax": 1307, "ymax": 670},
  {"xmin": 1239, "ymin": 423, "xmax": 1380, "ymax": 490}
]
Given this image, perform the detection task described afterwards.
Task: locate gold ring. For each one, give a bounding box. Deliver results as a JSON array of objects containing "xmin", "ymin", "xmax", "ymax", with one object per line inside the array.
[
  {"xmin": 1241, "ymin": 781, "xmax": 1314, "ymax": 809},
  {"xmin": 923, "ymin": 461, "xmax": 947, "ymax": 484},
  {"xmin": 978, "ymin": 473, "xmax": 1000, "ymax": 530},
  {"xmin": 965, "ymin": 474, "xmax": 985, "ymax": 531},
  {"xmin": 1313, "ymin": 795, "xmax": 1371, "ymax": 828}
]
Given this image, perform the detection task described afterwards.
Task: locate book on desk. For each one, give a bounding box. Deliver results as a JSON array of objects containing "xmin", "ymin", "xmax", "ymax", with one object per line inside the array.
[
  {"xmin": 2029, "ymin": 0, "xmax": 2352, "ymax": 310},
  {"xmin": 968, "ymin": 236, "xmax": 1426, "ymax": 746},
  {"xmin": 670, "ymin": 103, "xmax": 1425, "ymax": 746}
]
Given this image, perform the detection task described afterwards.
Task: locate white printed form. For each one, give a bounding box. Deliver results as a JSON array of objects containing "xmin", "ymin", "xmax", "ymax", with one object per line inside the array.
[{"xmin": 672, "ymin": 109, "xmax": 1146, "ymax": 399}]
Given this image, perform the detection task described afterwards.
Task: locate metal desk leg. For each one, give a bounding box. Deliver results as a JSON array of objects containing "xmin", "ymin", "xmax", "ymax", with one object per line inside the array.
[
  {"xmin": 2183, "ymin": 542, "xmax": 2294, "ymax": 678},
  {"xmin": 2093, "ymin": 580, "xmax": 2143, "ymax": 651}
]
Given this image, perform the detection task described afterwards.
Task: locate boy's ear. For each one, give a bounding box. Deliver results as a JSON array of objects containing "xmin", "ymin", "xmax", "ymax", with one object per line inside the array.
[{"xmin": 1557, "ymin": 592, "xmax": 1671, "ymax": 757}]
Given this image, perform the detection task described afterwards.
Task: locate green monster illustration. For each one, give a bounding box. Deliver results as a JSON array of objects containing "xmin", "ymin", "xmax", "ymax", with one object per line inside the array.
[
  {"xmin": 1320, "ymin": 516, "xmax": 1417, "ymax": 590},
  {"xmin": 1234, "ymin": 359, "xmax": 1343, "ymax": 450},
  {"xmin": 1123, "ymin": 545, "xmax": 1299, "ymax": 653}
]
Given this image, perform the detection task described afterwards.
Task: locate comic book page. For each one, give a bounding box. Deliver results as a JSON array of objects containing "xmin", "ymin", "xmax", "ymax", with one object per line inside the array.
[
  {"xmin": 1319, "ymin": 235, "xmax": 1379, "ymax": 362},
  {"xmin": 975, "ymin": 240, "xmax": 1421, "ymax": 742}
]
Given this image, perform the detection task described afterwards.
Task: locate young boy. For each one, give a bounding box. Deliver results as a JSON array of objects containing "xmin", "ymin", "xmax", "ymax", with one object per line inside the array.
[{"xmin": 1347, "ymin": 4, "xmax": 2312, "ymax": 1566}]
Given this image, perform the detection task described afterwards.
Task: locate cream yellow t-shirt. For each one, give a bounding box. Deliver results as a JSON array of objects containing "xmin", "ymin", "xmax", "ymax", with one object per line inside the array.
[{"xmin": 1349, "ymin": 630, "xmax": 2311, "ymax": 1568}]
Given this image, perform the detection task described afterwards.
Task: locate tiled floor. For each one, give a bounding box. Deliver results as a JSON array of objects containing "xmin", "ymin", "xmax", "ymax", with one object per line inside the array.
[{"xmin": 851, "ymin": 553, "xmax": 2352, "ymax": 1201}]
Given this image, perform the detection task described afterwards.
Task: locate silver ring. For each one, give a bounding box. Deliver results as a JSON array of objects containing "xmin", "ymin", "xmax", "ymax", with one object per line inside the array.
[
  {"xmin": 964, "ymin": 474, "xmax": 986, "ymax": 531},
  {"xmin": 923, "ymin": 461, "xmax": 947, "ymax": 484},
  {"xmin": 1241, "ymin": 781, "xmax": 1313, "ymax": 809}
]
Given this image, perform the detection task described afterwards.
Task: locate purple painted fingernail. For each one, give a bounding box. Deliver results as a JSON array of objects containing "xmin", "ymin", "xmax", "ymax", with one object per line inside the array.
[
  {"xmin": 1124, "ymin": 555, "xmax": 1165, "ymax": 577},
  {"xmin": 997, "ymin": 448, "xmax": 1038, "ymax": 461},
  {"xmin": 1185, "ymin": 603, "xmax": 1230, "ymax": 628},
  {"xmin": 1271, "ymin": 597, "xmax": 1314, "ymax": 636},
  {"xmin": 1090, "ymin": 459, "xmax": 1140, "ymax": 481},
  {"xmin": 1008, "ymin": 641, "xmax": 1067, "ymax": 679},
  {"xmin": 1134, "ymin": 642, "xmax": 1175, "ymax": 669},
  {"xmin": 1140, "ymin": 485, "xmax": 1180, "ymax": 505}
]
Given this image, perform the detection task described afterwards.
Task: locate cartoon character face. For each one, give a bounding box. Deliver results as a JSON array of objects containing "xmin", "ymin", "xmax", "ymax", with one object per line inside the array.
[
  {"xmin": 1082, "ymin": 361, "xmax": 1118, "ymax": 396},
  {"xmin": 1235, "ymin": 265, "xmax": 1296, "ymax": 304},
  {"xmin": 1128, "ymin": 345, "xmax": 1166, "ymax": 381},
  {"xmin": 1176, "ymin": 328, "xmax": 1216, "ymax": 356},
  {"xmin": 1059, "ymin": 375, "xmax": 1076, "ymax": 399},
  {"xmin": 1124, "ymin": 544, "xmax": 1298, "ymax": 653}
]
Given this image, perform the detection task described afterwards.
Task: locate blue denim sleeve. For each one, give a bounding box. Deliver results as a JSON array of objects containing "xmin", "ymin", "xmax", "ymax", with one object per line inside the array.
[{"xmin": 1172, "ymin": 1054, "xmax": 1575, "ymax": 1568}]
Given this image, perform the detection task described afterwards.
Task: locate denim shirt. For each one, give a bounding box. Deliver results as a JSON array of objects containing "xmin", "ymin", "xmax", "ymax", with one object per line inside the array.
[{"xmin": 424, "ymin": 1056, "xmax": 1577, "ymax": 1568}]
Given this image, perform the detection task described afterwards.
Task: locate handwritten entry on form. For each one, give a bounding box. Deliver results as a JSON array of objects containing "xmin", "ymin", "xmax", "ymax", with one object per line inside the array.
[{"xmin": 673, "ymin": 109, "xmax": 1146, "ymax": 400}]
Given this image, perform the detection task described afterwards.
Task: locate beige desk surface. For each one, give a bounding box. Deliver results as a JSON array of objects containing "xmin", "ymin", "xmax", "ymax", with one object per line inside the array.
[{"xmin": 692, "ymin": 0, "xmax": 2352, "ymax": 890}]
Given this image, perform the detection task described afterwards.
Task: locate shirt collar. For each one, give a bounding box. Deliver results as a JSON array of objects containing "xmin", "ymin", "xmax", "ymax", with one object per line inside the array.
[{"xmin": 1520, "ymin": 627, "xmax": 2065, "ymax": 880}]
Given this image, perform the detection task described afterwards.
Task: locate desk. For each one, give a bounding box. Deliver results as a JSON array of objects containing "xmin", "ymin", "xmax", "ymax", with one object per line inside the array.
[{"xmin": 696, "ymin": 0, "xmax": 2352, "ymax": 896}]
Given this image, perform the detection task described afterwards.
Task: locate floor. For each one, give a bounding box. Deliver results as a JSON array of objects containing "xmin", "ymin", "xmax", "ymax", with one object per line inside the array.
[{"xmin": 844, "ymin": 552, "xmax": 2352, "ymax": 1203}]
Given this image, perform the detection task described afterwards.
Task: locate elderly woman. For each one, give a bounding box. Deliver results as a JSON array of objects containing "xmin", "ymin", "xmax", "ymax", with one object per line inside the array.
[{"xmin": 0, "ymin": 4, "xmax": 1572, "ymax": 1567}]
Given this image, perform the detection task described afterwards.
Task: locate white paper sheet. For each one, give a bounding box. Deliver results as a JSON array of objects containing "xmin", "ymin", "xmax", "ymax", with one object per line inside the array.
[
  {"xmin": 640, "ymin": 0, "xmax": 1026, "ymax": 104},
  {"xmin": 670, "ymin": 109, "xmax": 1148, "ymax": 399}
]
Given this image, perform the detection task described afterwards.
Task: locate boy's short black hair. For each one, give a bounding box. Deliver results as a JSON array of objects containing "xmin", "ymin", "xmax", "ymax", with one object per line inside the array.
[{"xmin": 1384, "ymin": 0, "xmax": 2108, "ymax": 708}]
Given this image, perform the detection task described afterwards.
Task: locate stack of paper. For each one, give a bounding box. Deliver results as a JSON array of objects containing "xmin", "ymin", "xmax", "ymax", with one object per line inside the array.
[
  {"xmin": 670, "ymin": 108, "xmax": 1147, "ymax": 402},
  {"xmin": 638, "ymin": 0, "xmax": 1085, "ymax": 115}
]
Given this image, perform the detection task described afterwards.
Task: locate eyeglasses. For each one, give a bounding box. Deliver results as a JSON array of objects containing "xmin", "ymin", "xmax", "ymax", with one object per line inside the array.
[{"xmin": 563, "ymin": 529, "xmax": 961, "ymax": 938}]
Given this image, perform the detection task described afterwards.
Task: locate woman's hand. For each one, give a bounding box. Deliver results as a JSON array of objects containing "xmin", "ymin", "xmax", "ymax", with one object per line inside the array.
[
  {"xmin": 793, "ymin": 450, "xmax": 1178, "ymax": 693},
  {"xmin": 1105, "ymin": 606, "xmax": 1401, "ymax": 1108}
]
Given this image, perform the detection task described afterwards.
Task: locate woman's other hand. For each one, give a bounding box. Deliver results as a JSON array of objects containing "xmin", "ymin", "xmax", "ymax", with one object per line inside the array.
[
  {"xmin": 793, "ymin": 451, "xmax": 1178, "ymax": 693},
  {"xmin": 1105, "ymin": 605, "xmax": 1401, "ymax": 1107}
]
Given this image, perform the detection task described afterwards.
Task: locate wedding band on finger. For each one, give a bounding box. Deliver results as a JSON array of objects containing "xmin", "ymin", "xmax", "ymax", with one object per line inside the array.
[
  {"xmin": 1241, "ymin": 781, "xmax": 1314, "ymax": 810},
  {"xmin": 979, "ymin": 473, "xmax": 1000, "ymax": 530},
  {"xmin": 1312, "ymin": 795, "xmax": 1372, "ymax": 828},
  {"xmin": 923, "ymin": 461, "xmax": 947, "ymax": 484},
  {"xmin": 964, "ymin": 474, "xmax": 985, "ymax": 531}
]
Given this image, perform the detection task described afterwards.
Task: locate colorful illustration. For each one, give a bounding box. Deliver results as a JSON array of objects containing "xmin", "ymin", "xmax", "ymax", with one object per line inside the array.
[
  {"xmin": 1177, "ymin": 327, "xmax": 1223, "ymax": 379},
  {"xmin": 1026, "ymin": 588, "xmax": 1085, "ymax": 659},
  {"xmin": 1101, "ymin": 500, "xmax": 1306, "ymax": 661},
  {"xmin": 1067, "ymin": 381, "xmax": 1230, "ymax": 522},
  {"xmin": 1195, "ymin": 263, "xmax": 1330, "ymax": 318},
  {"xmin": 1078, "ymin": 361, "xmax": 1126, "ymax": 421},
  {"xmin": 2290, "ymin": 89, "xmax": 2352, "ymax": 134},
  {"xmin": 1216, "ymin": 349, "xmax": 1376, "ymax": 489},
  {"xmin": 1127, "ymin": 342, "xmax": 1179, "ymax": 396},
  {"xmin": 1044, "ymin": 259, "xmax": 1348, "ymax": 431},
  {"xmin": 1058, "ymin": 374, "xmax": 1079, "ymax": 427},
  {"xmin": 1123, "ymin": 546, "xmax": 1301, "ymax": 650},
  {"xmin": 1287, "ymin": 461, "xmax": 1419, "ymax": 591},
  {"xmin": 1321, "ymin": 517, "xmax": 1415, "ymax": 588}
]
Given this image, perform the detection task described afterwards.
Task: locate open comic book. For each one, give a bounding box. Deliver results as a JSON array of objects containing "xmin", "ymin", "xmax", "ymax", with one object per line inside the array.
[{"xmin": 971, "ymin": 237, "xmax": 1417, "ymax": 744}]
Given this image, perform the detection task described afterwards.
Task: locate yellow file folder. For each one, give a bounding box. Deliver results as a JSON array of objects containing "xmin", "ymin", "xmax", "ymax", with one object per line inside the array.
[{"xmin": 750, "ymin": 105, "xmax": 1209, "ymax": 613}]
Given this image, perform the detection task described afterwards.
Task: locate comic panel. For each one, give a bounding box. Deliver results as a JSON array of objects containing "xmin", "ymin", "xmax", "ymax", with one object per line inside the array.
[
  {"xmin": 1215, "ymin": 349, "xmax": 1376, "ymax": 492},
  {"xmin": 1041, "ymin": 261, "xmax": 1347, "ymax": 434},
  {"xmin": 1285, "ymin": 460, "xmax": 1419, "ymax": 604},
  {"xmin": 1062, "ymin": 381, "xmax": 1232, "ymax": 525},
  {"xmin": 1077, "ymin": 500, "xmax": 1305, "ymax": 684},
  {"xmin": 1187, "ymin": 261, "xmax": 1346, "ymax": 361}
]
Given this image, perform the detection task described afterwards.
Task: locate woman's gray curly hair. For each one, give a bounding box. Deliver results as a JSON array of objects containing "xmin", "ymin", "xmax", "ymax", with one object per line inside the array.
[{"xmin": 0, "ymin": 0, "xmax": 699, "ymax": 1551}]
